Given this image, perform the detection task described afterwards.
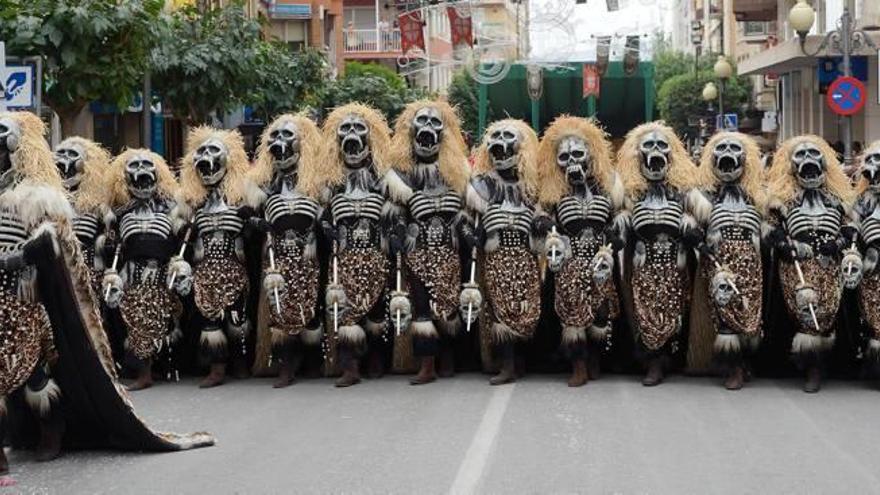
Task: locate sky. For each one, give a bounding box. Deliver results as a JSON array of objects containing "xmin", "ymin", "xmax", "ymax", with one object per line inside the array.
[{"xmin": 528, "ymin": 0, "xmax": 675, "ymax": 63}]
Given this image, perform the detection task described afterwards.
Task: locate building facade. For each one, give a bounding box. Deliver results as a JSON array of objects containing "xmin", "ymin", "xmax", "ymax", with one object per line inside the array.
[{"xmin": 738, "ymin": 0, "xmax": 880, "ymax": 146}]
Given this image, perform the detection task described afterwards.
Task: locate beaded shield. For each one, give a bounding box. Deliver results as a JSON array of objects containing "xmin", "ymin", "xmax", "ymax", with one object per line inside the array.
[
  {"xmin": 405, "ymin": 245, "xmax": 461, "ymax": 320},
  {"xmin": 120, "ymin": 261, "xmax": 179, "ymax": 360},
  {"xmin": 336, "ymin": 246, "xmax": 390, "ymax": 326},
  {"xmin": 859, "ymin": 273, "xmax": 880, "ymax": 340},
  {"xmin": 779, "ymin": 258, "xmax": 841, "ymax": 337},
  {"xmin": 555, "ymin": 240, "xmax": 619, "ymax": 329},
  {"xmin": 483, "ymin": 245, "xmax": 541, "ymax": 340},
  {"xmin": 632, "ymin": 242, "xmax": 689, "ymax": 351},
  {"xmin": 267, "ymin": 240, "xmax": 320, "ymax": 335},
  {"xmin": 704, "ymin": 237, "xmax": 762, "ymax": 337},
  {"xmin": 0, "ymin": 289, "xmax": 52, "ymax": 395},
  {"xmin": 194, "ymin": 250, "xmax": 249, "ymax": 320}
]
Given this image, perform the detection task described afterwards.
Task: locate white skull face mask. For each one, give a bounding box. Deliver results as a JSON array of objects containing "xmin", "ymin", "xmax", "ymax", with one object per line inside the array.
[
  {"xmin": 861, "ymin": 149, "xmax": 880, "ymax": 193},
  {"xmin": 0, "ymin": 116, "xmax": 22, "ymax": 181},
  {"xmin": 194, "ymin": 137, "xmax": 229, "ymax": 187},
  {"xmin": 712, "ymin": 137, "xmax": 745, "ymax": 183},
  {"xmin": 557, "ymin": 136, "xmax": 591, "ymax": 185},
  {"xmin": 337, "ymin": 114, "xmax": 370, "ymax": 168},
  {"xmin": 791, "ymin": 142, "xmax": 826, "ymax": 190},
  {"xmin": 267, "ymin": 119, "xmax": 301, "ymax": 173},
  {"xmin": 487, "ymin": 125, "xmax": 520, "ymax": 172},
  {"xmin": 639, "ymin": 130, "xmax": 670, "ymax": 182},
  {"xmin": 412, "ymin": 107, "xmax": 443, "ymax": 161},
  {"xmin": 54, "ymin": 139, "xmax": 87, "ymax": 191},
  {"xmin": 711, "ymin": 270, "xmax": 736, "ymax": 307},
  {"xmin": 125, "ymin": 152, "xmax": 159, "ymax": 200}
]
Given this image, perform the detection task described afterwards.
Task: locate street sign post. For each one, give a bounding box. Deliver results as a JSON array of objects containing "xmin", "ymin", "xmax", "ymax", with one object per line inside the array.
[
  {"xmin": 827, "ymin": 75, "xmax": 867, "ymax": 116},
  {"xmin": 715, "ymin": 113, "xmax": 738, "ymax": 131}
]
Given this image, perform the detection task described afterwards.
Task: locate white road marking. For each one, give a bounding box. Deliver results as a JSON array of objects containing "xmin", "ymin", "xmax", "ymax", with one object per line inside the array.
[{"xmin": 448, "ymin": 383, "xmax": 515, "ymax": 495}]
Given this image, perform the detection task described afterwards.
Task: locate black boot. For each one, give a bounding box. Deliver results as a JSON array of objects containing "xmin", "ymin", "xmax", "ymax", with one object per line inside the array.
[
  {"xmin": 642, "ymin": 357, "xmax": 664, "ymax": 386},
  {"xmin": 36, "ymin": 411, "xmax": 65, "ymax": 462},
  {"xmin": 490, "ymin": 343, "xmax": 517, "ymax": 385},
  {"xmin": 804, "ymin": 366, "xmax": 822, "ymax": 393},
  {"xmin": 126, "ymin": 358, "xmax": 154, "ymax": 391}
]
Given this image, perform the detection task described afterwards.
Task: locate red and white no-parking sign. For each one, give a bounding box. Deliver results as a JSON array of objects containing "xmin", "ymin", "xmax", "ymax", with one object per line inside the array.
[{"xmin": 826, "ymin": 76, "xmax": 867, "ymax": 116}]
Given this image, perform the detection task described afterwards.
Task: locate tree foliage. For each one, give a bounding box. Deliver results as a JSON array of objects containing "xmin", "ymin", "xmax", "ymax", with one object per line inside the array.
[
  {"xmin": 447, "ymin": 70, "xmax": 481, "ymax": 144},
  {"xmin": 0, "ymin": 0, "xmax": 164, "ymax": 126},
  {"xmin": 344, "ymin": 61, "xmax": 407, "ymax": 92},
  {"xmin": 150, "ymin": 3, "xmax": 265, "ymax": 124},
  {"xmin": 247, "ymin": 45, "xmax": 328, "ymax": 122},
  {"xmin": 319, "ymin": 63, "xmax": 425, "ymax": 123},
  {"xmin": 657, "ymin": 69, "xmax": 752, "ymax": 138}
]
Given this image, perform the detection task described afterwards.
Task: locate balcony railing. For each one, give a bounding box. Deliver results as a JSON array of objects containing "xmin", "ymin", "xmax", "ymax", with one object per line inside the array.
[{"xmin": 344, "ymin": 29, "xmax": 402, "ymax": 53}]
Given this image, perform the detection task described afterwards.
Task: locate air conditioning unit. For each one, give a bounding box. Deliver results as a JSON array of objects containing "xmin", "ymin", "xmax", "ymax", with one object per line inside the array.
[{"xmin": 859, "ymin": 1, "xmax": 880, "ymax": 31}]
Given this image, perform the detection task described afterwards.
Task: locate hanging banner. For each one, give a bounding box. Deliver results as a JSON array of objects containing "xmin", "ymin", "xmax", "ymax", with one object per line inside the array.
[
  {"xmin": 447, "ymin": 7, "xmax": 473, "ymax": 48},
  {"xmin": 526, "ymin": 65, "xmax": 543, "ymax": 100},
  {"xmin": 583, "ymin": 64, "xmax": 601, "ymax": 99},
  {"xmin": 398, "ymin": 10, "xmax": 425, "ymax": 53}
]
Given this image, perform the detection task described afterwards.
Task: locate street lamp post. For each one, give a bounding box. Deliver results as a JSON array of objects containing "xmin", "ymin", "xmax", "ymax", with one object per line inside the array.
[
  {"xmin": 789, "ymin": 0, "xmax": 877, "ymax": 169},
  {"xmin": 713, "ymin": 55, "xmax": 732, "ymax": 123}
]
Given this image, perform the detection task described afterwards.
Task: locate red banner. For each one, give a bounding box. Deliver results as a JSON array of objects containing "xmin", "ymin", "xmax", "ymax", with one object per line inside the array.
[
  {"xmin": 583, "ymin": 64, "xmax": 601, "ymax": 98},
  {"xmin": 398, "ymin": 10, "xmax": 425, "ymax": 53},
  {"xmin": 447, "ymin": 7, "xmax": 473, "ymax": 48}
]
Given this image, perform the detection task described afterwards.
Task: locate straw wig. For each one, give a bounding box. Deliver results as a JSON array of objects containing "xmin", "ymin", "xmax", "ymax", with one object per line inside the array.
[
  {"xmin": 472, "ymin": 118, "xmax": 540, "ymax": 202},
  {"xmin": 855, "ymin": 140, "xmax": 880, "ymax": 195},
  {"xmin": 695, "ymin": 131, "xmax": 767, "ymax": 211},
  {"xmin": 767, "ymin": 134, "xmax": 854, "ymax": 208},
  {"xmin": 0, "ymin": 111, "xmax": 62, "ymax": 191},
  {"xmin": 319, "ymin": 103, "xmax": 392, "ymax": 186},
  {"xmin": 58, "ymin": 137, "xmax": 112, "ymax": 215},
  {"xmin": 250, "ymin": 113, "xmax": 326, "ymax": 200},
  {"xmin": 178, "ymin": 126, "xmax": 251, "ymax": 208},
  {"xmin": 616, "ymin": 121, "xmax": 697, "ymax": 197},
  {"xmin": 536, "ymin": 115, "xmax": 620, "ymax": 209},
  {"xmin": 105, "ymin": 148, "xmax": 179, "ymax": 209},
  {"xmin": 388, "ymin": 99, "xmax": 470, "ymax": 194}
]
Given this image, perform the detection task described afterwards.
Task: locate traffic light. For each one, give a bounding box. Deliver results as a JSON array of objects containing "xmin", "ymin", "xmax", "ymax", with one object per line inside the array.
[{"xmin": 691, "ymin": 20, "xmax": 703, "ymax": 45}]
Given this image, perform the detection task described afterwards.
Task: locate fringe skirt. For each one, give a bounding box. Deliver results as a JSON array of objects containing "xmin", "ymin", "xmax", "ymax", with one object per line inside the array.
[
  {"xmin": 483, "ymin": 246, "xmax": 541, "ymax": 342},
  {"xmin": 267, "ymin": 242, "xmax": 320, "ymax": 336},
  {"xmin": 120, "ymin": 265, "xmax": 178, "ymax": 361},
  {"xmin": 779, "ymin": 257, "xmax": 841, "ymax": 337},
  {"xmin": 194, "ymin": 254, "xmax": 249, "ymax": 321},
  {"xmin": 705, "ymin": 237, "xmax": 762, "ymax": 337},
  {"xmin": 555, "ymin": 254, "xmax": 619, "ymax": 330},
  {"xmin": 404, "ymin": 245, "xmax": 461, "ymax": 321},
  {"xmin": 632, "ymin": 244, "xmax": 688, "ymax": 351},
  {"xmin": 335, "ymin": 246, "xmax": 390, "ymax": 327}
]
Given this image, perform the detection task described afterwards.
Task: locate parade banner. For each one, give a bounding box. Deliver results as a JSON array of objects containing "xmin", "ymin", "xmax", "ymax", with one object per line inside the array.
[
  {"xmin": 398, "ymin": 10, "xmax": 425, "ymax": 53},
  {"xmin": 447, "ymin": 6, "xmax": 473, "ymax": 48},
  {"xmin": 583, "ymin": 64, "xmax": 601, "ymax": 99}
]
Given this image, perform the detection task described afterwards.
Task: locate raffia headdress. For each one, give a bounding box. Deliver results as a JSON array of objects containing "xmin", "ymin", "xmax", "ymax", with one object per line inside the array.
[
  {"xmin": 57, "ymin": 137, "xmax": 112, "ymax": 215},
  {"xmin": 616, "ymin": 121, "xmax": 697, "ymax": 197},
  {"xmin": 472, "ymin": 118, "xmax": 540, "ymax": 202},
  {"xmin": 250, "ymin": 113, "xmax": 327, "ymax": 200},
  {"xmin": 767, "ymin": 134, "xmax": 853, "ymax": 208},
  {"xmin": 695, "ymin": 131, "xmax": 767, "ymax": 210},
  {"xmin": 105, "ymin": 148, "xmax": 179, "ymax": 209},
  {"xmin": 319, "ymin": 102, "xmax": 392, "ymax": 187},
  {"xmin": 178, "ymin": 126, "xmax": 251, "ymax": 208}
]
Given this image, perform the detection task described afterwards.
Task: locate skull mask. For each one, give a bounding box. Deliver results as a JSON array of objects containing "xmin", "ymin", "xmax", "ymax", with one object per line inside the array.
[
  {"xmin": 194, "ymin": 138, "xmax": 229, "ymax": 187},
  {"xmin": 412, "ymin": 107, "xmax": 443, "ymax": 161},
  {"xmin": 125, "ymin": 152, "xmax": 158, "ymax": 200},
  {"xmin": 556, "ymin": 136, "xmax": 591, "ymax": 186},
  {"xmin": 487, "ymin": 125, "xmax": 520, "ymax": 172},
  {"xmin": 337, "ymin": 114, "xmax": 370, "ymax": 168},
  {"xmin": 54, "ymin": 139, "xmax": 86, "ymax": 191},
  {"xmin": 712, "ymin": 137, "xmax": 745, "ymax": 183},
  {"xmin": 861, "ymin": 149, "xmax": 880, "ymax": 193},
  {"xmin": 0, "ymin": 116, "xmax": 22, "ymax": 181},
  {"xmin": 791, "ymin": 142, "xmax": 826, "ymax": 190},
  {"xmin": 639, "ymin": 130, "xmax": 671, "ymax": 182},
  {"xmin": 267, "ymin": 119, "xmax": 301, "ymax": 173}
]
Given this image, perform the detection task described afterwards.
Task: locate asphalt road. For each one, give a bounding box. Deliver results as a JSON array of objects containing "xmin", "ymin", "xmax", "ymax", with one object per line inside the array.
[{"xmin": 4, "ymin": 373, "xmax": 880, "ymax": 494}]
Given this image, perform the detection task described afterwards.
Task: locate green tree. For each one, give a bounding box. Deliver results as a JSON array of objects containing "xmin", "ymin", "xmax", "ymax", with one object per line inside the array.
[
  {"xmin": 657, "ymin": 69, "xmax": 752, "ymax": 137},
  {"xmin": 447, "ymin": 70, "xmax": 485, "ymax": 144},
  {"xmin": 320, "ymin": 64, "xmax": 426, "ymax": 123},
  {"xmin": 150, "ymin": 3, "xmax": 264, "ymax": 125},
  {"xmin": 0, "ymin": 0, "xmax": 165, "ymax": 135},
  {"xmin": 344, "ymin": 61, "xmax": 406, "ymax": 92},
  {"xmin": 247, "ymin": 45, "xmax": 328, "ymax": 122}
]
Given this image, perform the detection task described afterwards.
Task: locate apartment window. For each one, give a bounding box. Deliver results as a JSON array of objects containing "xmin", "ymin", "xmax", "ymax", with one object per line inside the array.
[{"xmin": 743, "ymin": 21, "xmax": 770, "ymax": 36}]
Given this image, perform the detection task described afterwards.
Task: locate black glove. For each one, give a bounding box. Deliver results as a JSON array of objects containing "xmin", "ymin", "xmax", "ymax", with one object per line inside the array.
[
  {"xmin": 682, "ymin": 226, "xmax": 704, "ymax": 249},
  {"xmin": 594, "ymin": 300, "xmax": 610, "ymax": 327},
  {"xmin": 818, "ymin": 240, "xmax": 839, "ymax": 257},
  {"xmin": 532, "ymin": 215, "xmax": 553, "ymax": 238},
  {"xmin": 603, "ymin": 226, "xmax": 625, "ymax": 252},
  {"xmin": 389, "ymin": 223, "xmax": 408, "ymax": 254},
  {"xmin": 698, "ymin": 242, "xmax": 716, "ymax": 258},
  {"xmin": 766, "ymin": 225, "xmax": 787, "ymax": 249},
  {"xmin": 840, "ymin": 225, "xmax": 859, "ymax": 244}
]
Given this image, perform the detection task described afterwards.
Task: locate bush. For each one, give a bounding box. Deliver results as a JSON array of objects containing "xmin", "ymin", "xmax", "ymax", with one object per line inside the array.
[{"xmin": 657, "ymin": 69, "xmax": 751, "ymax": 137}]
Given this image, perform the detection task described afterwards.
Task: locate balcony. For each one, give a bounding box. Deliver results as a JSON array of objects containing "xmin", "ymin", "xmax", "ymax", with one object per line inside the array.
[{"xmin": 343, "ymin": 29, "xmax": 402, "ymax": 57}]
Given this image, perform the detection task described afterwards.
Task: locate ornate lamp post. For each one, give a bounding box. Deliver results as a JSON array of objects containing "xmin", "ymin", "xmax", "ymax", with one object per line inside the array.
[
  {"xmin": 713, "ymin": 55, "xmax": 733, "ymax": 120},
  {"xmin": 789, "ymin": 0, "xmax": 877, "ymax": 168}
]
